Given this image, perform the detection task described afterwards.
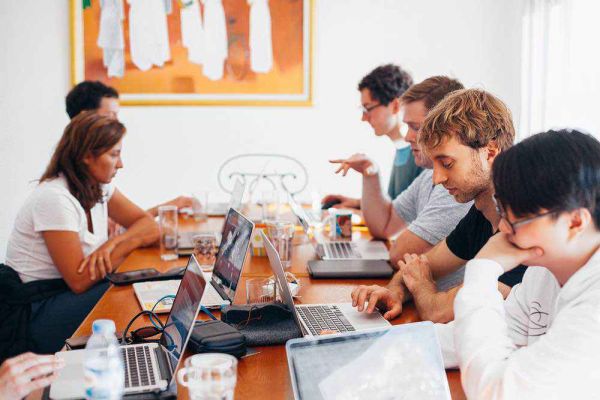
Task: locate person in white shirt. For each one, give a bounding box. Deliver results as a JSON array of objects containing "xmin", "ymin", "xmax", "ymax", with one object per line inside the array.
[
  {"xmin": 436, "ymin": 129, "xmax": 600, "ymax": 398},
  {"xmin": 5, "ymin": 111, "xmax": 159, "ymax": 353}
]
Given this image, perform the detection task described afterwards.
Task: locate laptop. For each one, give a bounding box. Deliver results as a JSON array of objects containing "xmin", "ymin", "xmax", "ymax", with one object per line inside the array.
[
  {"xmin": 288, "ymin": 194, "xmax": 389, "ymax": 262},
  {"xmin": 286, "ymin": 322, "xmax": 450, "ymax": 400},
  {"xmin": 207, "ymin": 178, "xmax": 246, "ymax": 216},
  {"xmin": 178, "ymin": 179, "xmax": 246, "ymax": 252},
  {"xmin": 139, "ymin": 209, "xmax": 254, "ymax": 311},
  {"xmin": 261, "ymin": 231, "xmax": 390, "ymax": 337},
  {"xmin": 50, "ymin": 255, "xmax": 207, "ymax": 398}
]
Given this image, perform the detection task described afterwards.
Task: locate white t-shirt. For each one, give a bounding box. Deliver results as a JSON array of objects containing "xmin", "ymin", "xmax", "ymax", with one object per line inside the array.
[{"xmin": 6, "ymin": 175, "xmax": 115, "ymax": 283}]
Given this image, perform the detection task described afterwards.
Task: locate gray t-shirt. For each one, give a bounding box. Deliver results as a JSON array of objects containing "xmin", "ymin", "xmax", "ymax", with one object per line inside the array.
[{"xmin": 392, "ymin": 169, "xmax": 472, "ymax": 245}]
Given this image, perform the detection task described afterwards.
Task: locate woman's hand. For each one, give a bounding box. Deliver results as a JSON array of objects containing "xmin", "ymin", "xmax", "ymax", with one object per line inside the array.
[{"xmin": 77, "ymin": 238, "xmax": 118, "ymax": 280}]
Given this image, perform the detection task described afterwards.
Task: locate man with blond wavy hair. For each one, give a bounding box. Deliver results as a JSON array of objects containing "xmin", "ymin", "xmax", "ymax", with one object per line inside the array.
[{"xmin": 351, "ymin": 88, "xmax": 527, "ymax": 322}]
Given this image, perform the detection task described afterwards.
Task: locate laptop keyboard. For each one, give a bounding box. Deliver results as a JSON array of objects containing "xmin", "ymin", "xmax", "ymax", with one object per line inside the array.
[
  {"xmin": 324, "ymin": 242, "xmax": 362, "ymax": 259},
  {"xmin": 122, "ymin": 346, "xmax": 156, "ymax": 388},
  {"xmin": 296, "ymin": 305, "xmax": 356, "ymax": 336},
  {"xmin": 202, "ymin": 285, "xmax": 225, "ymax": 306}
]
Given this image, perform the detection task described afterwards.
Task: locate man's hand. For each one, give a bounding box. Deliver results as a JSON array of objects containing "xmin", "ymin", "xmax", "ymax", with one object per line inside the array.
[
  {"xmin": 320, "ymin": 194, "xmax": 361, "ymax": 210},
  {"xmin": 350, "ymin": 284, "xmax": 402, "ymax": 320},
  {"xmin": 0, "ymin": 353, "xmax": 65, "ymax": 399},
  {"xmin": 398, "ymin": 254, "xmax": 437, "ymax": 295},
  {"xmin": 329, "ymin": 153, "xmax": 376, "ymax": 176},
  {"xmin": 164, "ymin": 196, "xmax": 194, "ymax": 211},
  {"xmin": 476, "ymin": 232, "xmax": 543, "ymax": 272}
]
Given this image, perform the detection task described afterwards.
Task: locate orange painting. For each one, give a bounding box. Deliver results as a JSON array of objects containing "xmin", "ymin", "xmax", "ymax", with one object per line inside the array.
[{"xmin": 71, "ymin": 0, "xmax": 313, "ymax": 105}]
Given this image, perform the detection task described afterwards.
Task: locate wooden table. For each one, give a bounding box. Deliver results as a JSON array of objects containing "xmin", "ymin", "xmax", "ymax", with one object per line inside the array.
[{"xmin": 66, "ymin": 216, "xmax": 466, "ymax": 399}]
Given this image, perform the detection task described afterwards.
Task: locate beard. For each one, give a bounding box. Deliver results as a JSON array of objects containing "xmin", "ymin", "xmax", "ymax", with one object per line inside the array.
[{"xmin": 453, "ymin": 153, "xmax": 491, "ymax": 203}]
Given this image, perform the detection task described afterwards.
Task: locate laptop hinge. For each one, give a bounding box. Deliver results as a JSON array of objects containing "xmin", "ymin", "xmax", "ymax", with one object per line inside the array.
[
  {"xmin": 155, "ymin": 346, "xmax": 172, "ymax": 383},
  {"xmin": 211, "ymin": 278, "xmax": 229, "ymax": 301}
]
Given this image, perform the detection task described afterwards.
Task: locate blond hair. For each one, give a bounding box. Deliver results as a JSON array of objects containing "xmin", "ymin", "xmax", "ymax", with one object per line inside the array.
[{"xmin": 419, "ymin": 88, "xmax": 515, "ymax": 152}]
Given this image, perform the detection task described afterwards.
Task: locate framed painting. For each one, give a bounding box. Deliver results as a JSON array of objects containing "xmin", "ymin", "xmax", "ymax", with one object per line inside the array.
[{"xmin": 70, "ymin": 0, "xmax": 313, "ymax": 106}]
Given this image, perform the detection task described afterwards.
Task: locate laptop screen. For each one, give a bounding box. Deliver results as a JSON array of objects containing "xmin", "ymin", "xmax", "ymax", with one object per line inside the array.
[
  {"xmin": 212, "ymin": 208, "xmax": 254, "ymax": 300},
  {"xmin": 160, "ymin": 255, "xmax": 206, "ymax": 379}
]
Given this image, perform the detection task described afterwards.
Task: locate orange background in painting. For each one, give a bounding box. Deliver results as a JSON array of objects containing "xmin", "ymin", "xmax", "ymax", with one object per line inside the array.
[{"xmin": 82, "ymin": 0, "xmax": 305, "ymax": 95}]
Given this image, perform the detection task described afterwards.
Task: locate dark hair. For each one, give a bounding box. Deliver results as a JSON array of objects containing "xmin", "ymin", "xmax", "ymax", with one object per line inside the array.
[
  {"xmin": 41, "ymin": 111, "xmax": 126, "ymax": 210},
  {"xmin": 493, "ymin": 129, "xmax": 600, "ymax": 229},
  {"xmin": 65, "ymin": 81, "xmax": 119, "ymax": 119},
  {"xmin": 358, "ymin": 64, "xmax": 413, "ymax": 106},
  {"xmin": 401, "ymin": 76, "xmax": 464, "ymax": 111}
]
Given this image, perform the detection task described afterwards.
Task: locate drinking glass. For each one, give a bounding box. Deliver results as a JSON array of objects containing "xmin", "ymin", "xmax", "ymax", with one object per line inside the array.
[
  {"xmin": 177, "ymin": 353, "xmax": 238, "ymax": 400},
  {"xmin": 265, "ymin": 220, "xmax": 295, "ymax": 269},
  {"xmin": 192, "ymin": 191, "xmax": 210, "ymax": 222},
  {"xmin": 191, "ymin": 232, "xmax": 220, "ymax": 272},
  {"xmin": 158, "ymin": 205, "xmax": 178, "ymax": 261},
  {"xmin": 245, "ymin": 278, "xmax": 276, "ymax": 304},
  {"xmin": 261, "ymin": 190, "xmax": 280, "ymax": 221}
]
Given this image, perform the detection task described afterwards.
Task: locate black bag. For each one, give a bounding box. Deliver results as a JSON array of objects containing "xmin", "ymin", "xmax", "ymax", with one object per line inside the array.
[{"xmin": 188, "ymin": 320, "xmax": 247, "ymax": 358}]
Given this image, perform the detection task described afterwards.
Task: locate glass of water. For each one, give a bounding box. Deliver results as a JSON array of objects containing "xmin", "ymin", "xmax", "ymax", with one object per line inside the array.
[
  {"xmin": 177, "ymin": 353, "xmax": 238, "ymax": 400},
  {"xmin": 265, "ymin": 220, "xmax": 295, "ymax": 269},
  {"xmin": 191, "ymin": 232, "xmax": 220, "ymax": 272},
  {"xmin": 192, "ymin": 191, "xmax": 210, "ymax": 222},
  {"xmin": 158, "ymin": 205, "xmax": 178, "ymax": 261}
]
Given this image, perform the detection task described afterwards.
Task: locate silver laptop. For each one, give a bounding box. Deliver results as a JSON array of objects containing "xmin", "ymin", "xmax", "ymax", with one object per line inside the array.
[
  {"xmin": 288, "ymin": 194, "xmax": 389, "ymax": 261},
  {"xmin": 207, "ymin": 178, "xmax": 246, "ymax": 216},
  {"xmin": 261, "ymin": 231, "xmax": 390, "ymax": 337},
  {"xmin": 50, "ymin": 255, "xmax": 207, "ymax": 399},
  {"xmin": 201, "ymin": 208, "xmax": 254, "ymax": 308}
]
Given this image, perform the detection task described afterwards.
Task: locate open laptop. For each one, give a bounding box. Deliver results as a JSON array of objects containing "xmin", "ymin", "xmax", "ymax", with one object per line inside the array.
[
  {"xmin": 138, "ymin": 209, "xmax": 254, "ymax": 311},
  {"xmin": 261, "ymin": 231, "xmax": 390, "ymax": 337},
  {"xmin": 50, "ymin": 255, "xmax": 207, "ymax": 399},
  {"xmin": 288, "ymin": 194, "xmax": 389, "ymax": 261},
  {"xmin": 207, "ymin": 178, "xmax": 246, "ymax": 216}
]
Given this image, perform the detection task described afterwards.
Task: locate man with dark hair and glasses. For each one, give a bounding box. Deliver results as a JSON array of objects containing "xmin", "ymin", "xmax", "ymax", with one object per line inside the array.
[
  {"xmin": 322, "ymin": 64, "xmax": 421, "ymax": 210},
  {"xmin": 435, "ymin": 129, "xmax": 600, "ymax": 398}
]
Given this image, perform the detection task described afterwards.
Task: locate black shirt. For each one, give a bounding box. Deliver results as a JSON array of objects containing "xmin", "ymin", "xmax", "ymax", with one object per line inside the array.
[{"xmin": 446, "ymin": 205, "xmax": 527, "ymax": 287}]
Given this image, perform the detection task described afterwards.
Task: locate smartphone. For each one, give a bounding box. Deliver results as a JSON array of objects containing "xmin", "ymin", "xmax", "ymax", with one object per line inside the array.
[{"xmin": 107, "ymin": 268, "xmax": 161, "ymax": 285}]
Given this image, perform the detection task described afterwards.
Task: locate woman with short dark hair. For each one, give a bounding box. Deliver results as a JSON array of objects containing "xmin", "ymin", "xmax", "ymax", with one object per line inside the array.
[{"xmin": 4, "ymin": 111, "xmax": 159, "ymax": 354}]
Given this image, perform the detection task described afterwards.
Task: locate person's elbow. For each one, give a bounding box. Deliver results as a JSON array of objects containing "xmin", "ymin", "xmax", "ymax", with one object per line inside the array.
[{"xmin": 420, "ymin": 303, "xmax": 454, "ymax": 324}]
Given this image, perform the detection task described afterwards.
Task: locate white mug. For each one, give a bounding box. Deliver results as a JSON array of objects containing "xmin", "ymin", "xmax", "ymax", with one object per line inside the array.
[{"xmin": 177, "ymin": 353, "xmax": 238, "ymax": 400}]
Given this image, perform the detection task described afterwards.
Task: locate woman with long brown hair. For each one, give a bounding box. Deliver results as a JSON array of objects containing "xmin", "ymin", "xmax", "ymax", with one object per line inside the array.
[{"xmin": 4, "ymin": 111, "xmax": 159, "ymax": 353}]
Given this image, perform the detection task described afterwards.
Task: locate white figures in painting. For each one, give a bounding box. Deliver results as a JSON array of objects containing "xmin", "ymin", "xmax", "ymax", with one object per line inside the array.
[
  {"xmin": 202, "ymin": 0, "xmax": 228, "ymax": 80},
  {"xmin": 248, "ymin": 0, "xmax": 273, "ymax": 73},
  {"xmin": 180, "ymin": 0, "xmax": 205, "ymax": 65},
  {"xmin": 128, "ymin": 0, "xmax": 171, "ymax": 71},
  {"xmin": 98, "ymin": 0, "xmax": 125, "ymax": 77}
]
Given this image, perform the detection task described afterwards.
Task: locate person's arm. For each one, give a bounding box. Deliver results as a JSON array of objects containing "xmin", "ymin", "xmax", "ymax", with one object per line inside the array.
[
  {"xmin": 320, "ymin": 194, "xmax": 361, "ymax": 210},
  {"xmin": 76, "ymin": 189, "xmax": 159, "ymax": 282},
  {"xmin": 0, "ymin": 353, "xmax": 65, "ymax": 399},
  {"xmin": 388, "ymin": 230, "xmax": 434, "ymax": 268},
  {"xmin": 146, "ymin": 195, "xmax": 194, "ymax": 217},
  {"xmin": 329, "ymin": 154, "xmax": 407, "ymax": 239},
  {"xmin": 361, "ymin": 172, "xmax": 407, "ymax": 238}
]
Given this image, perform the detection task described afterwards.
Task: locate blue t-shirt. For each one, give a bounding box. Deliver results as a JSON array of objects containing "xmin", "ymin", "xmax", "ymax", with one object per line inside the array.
[{"xmin": 388, "ymin": 145, "xmax": 423, "ymax": 199}]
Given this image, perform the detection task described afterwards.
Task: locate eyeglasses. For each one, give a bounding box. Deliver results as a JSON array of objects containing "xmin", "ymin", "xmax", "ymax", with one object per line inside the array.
[
  {"xmin": 494, "ymin": 196, "xmax": 557, "ymax": 234},
  {"xmin": 360, "ymin": 103, "xmax": 384, "ymax": 114}
]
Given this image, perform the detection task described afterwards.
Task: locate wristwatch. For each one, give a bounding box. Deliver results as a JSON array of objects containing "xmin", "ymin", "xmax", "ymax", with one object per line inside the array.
[{"xmin": 364, "ymin": 163, "xmax": 380, "ymax": 177}]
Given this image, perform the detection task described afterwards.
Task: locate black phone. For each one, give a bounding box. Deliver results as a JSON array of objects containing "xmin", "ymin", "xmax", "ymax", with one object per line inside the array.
[{"xmin": 107, "ymin": 266, "xmax": 186, "ymax": 286}]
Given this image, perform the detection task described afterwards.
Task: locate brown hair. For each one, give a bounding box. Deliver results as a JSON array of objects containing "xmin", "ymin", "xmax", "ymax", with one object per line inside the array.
[
  {"xmin": 401, "ymin": 76, "xmax": 464, "ymax": 111},
  {"xmin": 419, "ymin": 88, "xmax": 515, "ymax": 152},
  {"xmin": 41, "ymin": 111, "xmax": 126, "ymax": 210}
]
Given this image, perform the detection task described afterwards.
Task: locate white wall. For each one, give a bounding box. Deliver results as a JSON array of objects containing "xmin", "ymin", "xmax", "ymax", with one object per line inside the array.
[{"xmin": 0, "ymin": 0, "xmax": 523, "ymax": 261}]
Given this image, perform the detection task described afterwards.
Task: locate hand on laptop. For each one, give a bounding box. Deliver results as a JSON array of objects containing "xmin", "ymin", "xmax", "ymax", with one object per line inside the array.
[
  {"xmin": 329, "ymin": 153, "xmax": 377, "ymax": 177},
  {"xmin": 351, "ymin": 284, "xmax": 402, "ymax": 320},
  {"xmin": 0, "ymin": 353, "xmax": 65, "ymax": 399}
]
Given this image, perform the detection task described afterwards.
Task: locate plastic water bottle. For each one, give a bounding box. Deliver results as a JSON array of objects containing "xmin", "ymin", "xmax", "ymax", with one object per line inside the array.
[{"xmin": 84, "ymin": 319, "xmax": 125, "ymax": 400}]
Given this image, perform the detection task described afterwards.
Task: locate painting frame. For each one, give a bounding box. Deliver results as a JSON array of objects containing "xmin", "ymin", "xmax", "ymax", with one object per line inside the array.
[{"xmin": 70, "ymin": 0, "xmax": 314, "ymax": 106}]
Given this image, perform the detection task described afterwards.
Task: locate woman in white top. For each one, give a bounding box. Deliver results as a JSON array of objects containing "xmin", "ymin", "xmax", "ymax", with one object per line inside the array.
[{"xmin": 5, "ymin": 111, "xmax": 158, "ymax": 353}]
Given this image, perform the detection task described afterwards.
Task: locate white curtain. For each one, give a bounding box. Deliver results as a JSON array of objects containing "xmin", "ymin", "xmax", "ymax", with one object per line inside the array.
[{"xmin": 520, "ymin": 0, "xmax": 600, "ymax": 139}]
